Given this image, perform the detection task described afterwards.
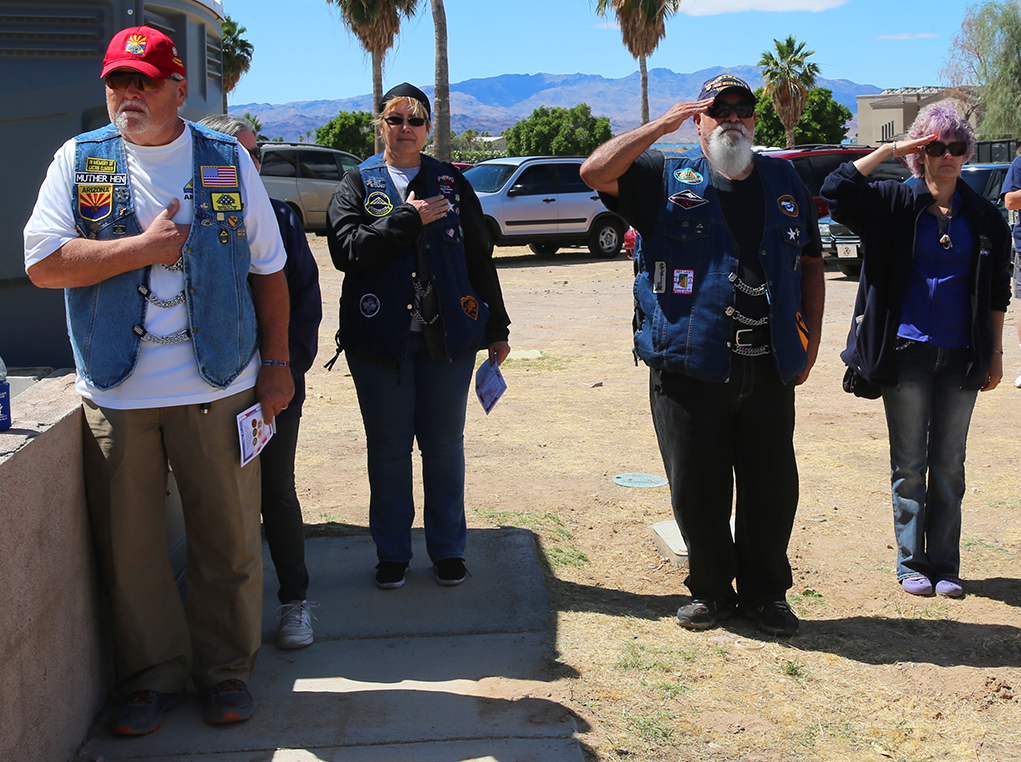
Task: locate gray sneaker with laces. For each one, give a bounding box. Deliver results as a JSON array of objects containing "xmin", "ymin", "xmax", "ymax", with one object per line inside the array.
[
  {"xmin": 676, "ymin": 597, "xmax": 735, "ymax": 630},
  {"xmin": 277, "ymin": 600, "xmax": 318, "ymax": 649}
]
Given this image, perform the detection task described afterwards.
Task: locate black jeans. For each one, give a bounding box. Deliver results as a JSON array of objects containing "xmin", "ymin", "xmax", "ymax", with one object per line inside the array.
[
  {"xmin": 260, "ymin": 416, "xmax": 310, "ymax": 604},
  {"xmin": 650, "ymin": 354, "xmax": 798, "ymax": 607}
]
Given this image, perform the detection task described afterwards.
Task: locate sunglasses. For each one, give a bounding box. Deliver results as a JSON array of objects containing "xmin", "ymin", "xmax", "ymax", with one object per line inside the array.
[
  {"xmin": 924, "ymin": 141, "xmax": 968, "ymax": 157},
  {"xmin": 383, "ymin": 114, "xmax": 427, "ymax": 127},
  {"xmin": 705, "ymin": 102, "xmax": 756, "ymax": 120},
  {"xmin": 105, "ymin": 71, "xmax": 180, "ymax": 92},
  {"xmin": 248, "ymin": 145, "xmax": 262, "ymax": 163}
]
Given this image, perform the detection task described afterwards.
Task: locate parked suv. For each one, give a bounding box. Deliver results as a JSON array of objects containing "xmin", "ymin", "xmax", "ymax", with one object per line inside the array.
[
  {"xmin": 760, "ymin": 144, "xmax": 911, "ymax": 219},
  {"xmin": 258, "ymin": 143, "xmax": 362, "ymax": 233},
  {"xmin": 463, "ymin": 156, "xmax": 627, "ymax": 257}
]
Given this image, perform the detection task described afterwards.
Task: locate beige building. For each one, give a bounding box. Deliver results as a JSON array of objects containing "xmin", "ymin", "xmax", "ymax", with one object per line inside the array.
[{"xmin": 857, "ymin": 87, "xmax": 947, "ymax": 145}]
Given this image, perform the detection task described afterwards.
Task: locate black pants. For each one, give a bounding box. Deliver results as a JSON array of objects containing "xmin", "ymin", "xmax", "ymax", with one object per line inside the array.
[
  {"xmin": 649, "ymin": 354, "xmax": 798, "ymax": 607},
  {"xmin": 261, "ymin": 416, "xmax": 310, "ymax": 604}
]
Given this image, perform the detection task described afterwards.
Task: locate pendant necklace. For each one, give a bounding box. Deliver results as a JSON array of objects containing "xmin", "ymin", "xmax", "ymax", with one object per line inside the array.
[{"xmin": 937, "ymin": 205, "xmax": 953, "ymax": 250}]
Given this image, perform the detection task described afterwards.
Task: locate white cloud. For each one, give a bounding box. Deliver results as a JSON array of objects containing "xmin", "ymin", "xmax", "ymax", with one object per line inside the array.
[
  {"xmin": 681, "ymin": 0, "xmax": 846, "ymax": 16},
  {"xmin": 875, "ymin": 33, "xmax": 940, "ymax": 40}
]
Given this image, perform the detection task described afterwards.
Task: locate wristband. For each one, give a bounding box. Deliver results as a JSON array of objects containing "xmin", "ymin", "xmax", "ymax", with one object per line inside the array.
[
  {"xmin": 993, "ymin": 349, "xmax": 1004, "ymax": 354},
  {"xmin": 891, "ymin": 141, "xmax": 897, "ymax": 158},
  {"xmin": 261, "ymin": 359, "xmax": 290, "ymax": 367}
]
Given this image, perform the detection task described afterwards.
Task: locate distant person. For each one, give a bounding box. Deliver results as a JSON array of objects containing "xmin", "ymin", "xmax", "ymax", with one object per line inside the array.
[
  {"xmin": 23, "ymin": 27, "xmax": 292, "ymax": 733},
  {"xmin": 199, "ymin": 115, "xmax": 323, "ymax": 649},
  {"xmin": 999, "ymin": 144, "xmax": 1021, "ymax": 387},
  {"xmin": 580, "ymin": 74, "xmax": 825, "ymax": 637},
  {"xmin": 325, "ymin": 83, "xmax": 511, "ymax": 589},
  {"xmin": 823, "ymin": 100, "xmax": 1009, "ymax": 598}
]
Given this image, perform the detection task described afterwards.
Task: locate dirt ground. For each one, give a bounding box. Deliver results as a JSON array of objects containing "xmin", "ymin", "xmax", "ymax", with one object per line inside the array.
[{"xmin": 296, "ymin": 236, "xmax": 1021, "ymax": 762}]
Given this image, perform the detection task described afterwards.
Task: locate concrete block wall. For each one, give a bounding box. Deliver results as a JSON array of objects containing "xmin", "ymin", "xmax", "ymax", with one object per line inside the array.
[{"xmin": 0, "ymin": 371, "xmax": 110, "ymax": 762}]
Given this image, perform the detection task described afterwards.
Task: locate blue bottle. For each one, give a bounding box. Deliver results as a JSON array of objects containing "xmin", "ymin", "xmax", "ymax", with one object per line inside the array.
[{"xmin": 0, "ymin": 354, "xmax": 10, "ymax": 431}]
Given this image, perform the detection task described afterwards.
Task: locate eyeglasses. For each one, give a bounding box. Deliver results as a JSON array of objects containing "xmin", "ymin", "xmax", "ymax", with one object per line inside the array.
[
  {"xmin": 248, "ymin": 145, "xmax": 262, "ymax": 163},
  {"xmin": 383, "ymin": 114, "xmax": 427, "ymax": 127},
  {"xmin": 924, "ymin": 141, "xmax": 968, "ymax": 158},
  {"xmin": 105, "ymin": 71, "xmax": 182, "ymax": 92},
  {"xmin": 705, "ymin": 102, "xmax": 756, "ymax": 120}
]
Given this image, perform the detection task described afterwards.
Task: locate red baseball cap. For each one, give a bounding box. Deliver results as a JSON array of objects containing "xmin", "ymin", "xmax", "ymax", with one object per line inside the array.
[{"xmin": 101, "ymin": 26, "xmax": 186, "ymax": 80}]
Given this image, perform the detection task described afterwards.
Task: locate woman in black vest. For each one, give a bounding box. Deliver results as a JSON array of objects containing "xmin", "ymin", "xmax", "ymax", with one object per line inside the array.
[{"xmin": 327, "ymin": 83, "xmax": 511, "ymax": 589}]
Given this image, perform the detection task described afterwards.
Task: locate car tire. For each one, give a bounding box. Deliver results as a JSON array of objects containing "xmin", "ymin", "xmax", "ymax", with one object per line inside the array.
[
  {"xmin": 588, "ymin": 217, "xmax": 624, "ymax": 258},
  {"xmin": 528, "ymin": 242, "xmax": 560, "ymax": 255},
  {"xmin": 837, "ymin": 262, "xmax": 861, "ymax": 278}
]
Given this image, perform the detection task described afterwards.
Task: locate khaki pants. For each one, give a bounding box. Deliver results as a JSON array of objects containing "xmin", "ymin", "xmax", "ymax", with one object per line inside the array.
[{"xmin": 82, "ymin": 390, "xmax": 262, "ymax": 695}]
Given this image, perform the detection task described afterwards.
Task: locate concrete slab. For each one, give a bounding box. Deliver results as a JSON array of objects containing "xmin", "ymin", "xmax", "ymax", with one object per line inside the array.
[
  {"xmin": 82, "ymin": 529, "xmax": 584, "ymax": 762},
  {"xmin": 650, "ymin": 515, "xmax": 737, "ymax": 568}
]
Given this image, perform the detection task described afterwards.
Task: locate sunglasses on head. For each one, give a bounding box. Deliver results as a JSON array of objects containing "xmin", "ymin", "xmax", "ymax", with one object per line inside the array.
[
  {"xmin": 105, "ymin": 71, "xmax": 179, "ymax": 92},
  {"xmin": 924, "ymin": 141, "xmax": 968, "ymax": 158},
  {"xmin": 705, "ymin": 102, "xmax": 756, "ymax": 120},
  {"xmin": 383, "ymin": 114, "xmax": 427, "ymax": 127}
]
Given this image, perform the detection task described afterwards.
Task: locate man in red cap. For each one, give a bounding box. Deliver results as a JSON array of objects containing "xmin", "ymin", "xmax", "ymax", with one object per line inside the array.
[{"xmin": 24, "ymin": 26, "xmax": 293, "ymax": 734}]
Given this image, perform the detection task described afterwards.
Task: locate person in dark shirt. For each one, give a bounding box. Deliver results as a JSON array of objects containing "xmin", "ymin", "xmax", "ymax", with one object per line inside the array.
[{"xmin": 582, "ymin": 74, "xmax": 825, "ymax": 637}]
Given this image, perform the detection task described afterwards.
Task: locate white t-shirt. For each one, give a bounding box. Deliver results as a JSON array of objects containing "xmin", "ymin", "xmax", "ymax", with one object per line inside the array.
[{"xmin": 23, "ymin": 124, "xmax": 286, "ymax": 409}]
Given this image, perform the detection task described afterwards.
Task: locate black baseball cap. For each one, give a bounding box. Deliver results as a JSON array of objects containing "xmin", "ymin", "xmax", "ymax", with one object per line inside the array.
[
  {"xmin": 379, "ymin": 82, "xmax": 431, "ymax": 118},
  {"xmin": 697, "ymin": 74, "xmax": 756, "ymax": 104}
]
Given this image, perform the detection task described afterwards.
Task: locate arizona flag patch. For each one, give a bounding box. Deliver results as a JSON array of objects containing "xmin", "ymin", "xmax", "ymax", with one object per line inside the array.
[
  {"xmin": 125, "ymin": 34, "xmax": 147, "ymax": 56},
  {"xmin": 78, "ymin": 185, "xmax": 112, "ymax": 222}
]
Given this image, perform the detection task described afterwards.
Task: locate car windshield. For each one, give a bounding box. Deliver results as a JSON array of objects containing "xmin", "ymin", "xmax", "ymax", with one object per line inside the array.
[
  {"xmin": 960, "ymin": 168, "xmax": 993, "ymax": 198},
  {"xmin": 463, "ymin": 163, "xmax": 516, "ymax": 193}
]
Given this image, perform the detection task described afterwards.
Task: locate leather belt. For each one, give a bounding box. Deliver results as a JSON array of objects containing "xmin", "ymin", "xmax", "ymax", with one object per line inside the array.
[{"xmin": 732, "ymin": 325, "xmax": 769, "ymax": 348}]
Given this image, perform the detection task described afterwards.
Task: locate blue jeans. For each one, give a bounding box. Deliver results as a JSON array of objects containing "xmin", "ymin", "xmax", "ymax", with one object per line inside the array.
[
  {"xmin": 882, "ymin": 341, "xmax": 977, "ymax": 582},
  {"xmin": 346, "ymin": 334, "xmax": 476, "ymax": 564}
]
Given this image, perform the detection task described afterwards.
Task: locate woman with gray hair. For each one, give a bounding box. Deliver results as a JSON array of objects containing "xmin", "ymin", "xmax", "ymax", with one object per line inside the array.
[{"xmin": 822, "ymin": 100, "xmax": 1010, "ymax": 598}]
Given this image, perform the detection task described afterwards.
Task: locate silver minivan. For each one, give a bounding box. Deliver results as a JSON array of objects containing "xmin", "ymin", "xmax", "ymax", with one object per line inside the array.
[{"xmin": 259, "ymin": 143, "xmax": 361, "ymax": 233}]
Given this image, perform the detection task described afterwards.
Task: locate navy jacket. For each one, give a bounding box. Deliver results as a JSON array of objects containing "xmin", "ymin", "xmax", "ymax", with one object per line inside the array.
[{"xmin": 822, "ymin": 161, "xmax": 1010, "ymax": 389}]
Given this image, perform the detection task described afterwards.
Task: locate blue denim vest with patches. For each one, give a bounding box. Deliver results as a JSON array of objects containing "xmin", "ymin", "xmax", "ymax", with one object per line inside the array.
[
  {"xmin": 340, "ymin": 153, "xmax": 489, "ymax": 365},
  {"xmin": 67, "ymin": 122, "xmax": 257, "ymax": 390},
  {"xmin": 633, "ymin": 152, "xmax": 811, "ymax": 383}
]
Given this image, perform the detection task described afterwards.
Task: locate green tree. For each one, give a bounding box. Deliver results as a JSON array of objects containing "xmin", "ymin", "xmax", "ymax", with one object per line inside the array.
[
  {"xmin": 752, "ymin": 87, "xmax": 851, "ymax": 148},
  {"xmin": 758, "ymin": 35, "xmax": 821, "ymax": 148},
  {"xmin": 221, "ymin": 16, "xmax": 254, "ymax": 113},
  {"xmin": 242, "ymin": 111, "xmax": 268, "ymax": 141},
  {"xmin": 504, "ymin": 104, "xmax": 612, "ymax": 156},
  {"xmin": 595, "ymin": 0, "xmax": 682, "ymax": 125},
  {"xmin": 315, "ymin": 110, "xmax": 376, "ymax": 158},
  {"xmin": 944, "ymin": 1, "xmax": 1021, "ymax": 138}
]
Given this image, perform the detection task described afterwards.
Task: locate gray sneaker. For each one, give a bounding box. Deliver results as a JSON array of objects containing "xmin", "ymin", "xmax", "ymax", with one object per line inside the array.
[
  {"xmin": 676, "ymin": 598, "xmax": 735, "ymax": 630},
  {"xmin": 277, "ymin": 600, "xmax": 318, "ymax": 649}
]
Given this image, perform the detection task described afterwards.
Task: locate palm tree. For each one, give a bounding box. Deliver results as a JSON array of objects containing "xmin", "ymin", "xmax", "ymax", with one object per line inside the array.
[
  {"xmin": 758, "ymin": 35, "xmax": 821, "ymax": 148},
  {"xmin": 596, "ymin": 0, "xmax": 682, "ymax": 125},
  {"xmin": 430, "ymin": 0, "xmax": 450, "ymax": 162},
  {"xmin": 326, "ymin": 0, "xmax": 420, "ymax": 154},
  {"xmin": 221, "ymin": 16, "xmax": 254, "ymax": 114}
]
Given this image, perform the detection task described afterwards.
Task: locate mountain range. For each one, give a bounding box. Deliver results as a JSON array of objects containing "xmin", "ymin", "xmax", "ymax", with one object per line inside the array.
[{"xmin": 231, "ymin": 64, "xmax": 880, "ymax": 144}]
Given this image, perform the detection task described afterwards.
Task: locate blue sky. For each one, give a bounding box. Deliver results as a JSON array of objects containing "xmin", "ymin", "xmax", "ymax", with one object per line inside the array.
[{"xmin": 228, "ymin": 0, "xmax": 968, "ymax": 107}]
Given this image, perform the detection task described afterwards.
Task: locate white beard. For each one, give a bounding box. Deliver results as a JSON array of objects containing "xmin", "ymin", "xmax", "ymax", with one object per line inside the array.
[{"xmin": 705, "ymin": 123, "xmax": 754, "ymax": 178}]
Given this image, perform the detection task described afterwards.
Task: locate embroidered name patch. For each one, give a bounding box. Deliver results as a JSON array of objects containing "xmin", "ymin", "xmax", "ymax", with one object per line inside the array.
[
  {"xmin": 365, "ymin": 191, "xmax": 394, "ymax": 217},
  {"xmin": 85, "ymin": 157, "xmax": 117, "ymax": 173},
  {"xmin": 360, "ymin": 294, "xmax": 380, "ymax": 317},
  {"xmin": 75, "ymin": 172, "xmax": 126, "ymax": 185},
  {"xmin": 78, "ymin": 185, "xmax": 112, "ymax": 222},
  {"xmin": 673, "ymin": 269, "xmax": 694, "ymax": 295},
  {"xmin": 365, "ymin": 176, "xmax": 386, "ymax": 189},
  {"xmin": 673, "ymin": 168, "xmax": 704, "ymax": 185},
  {"xmin": 212, "ymin": 193, "xmax": 242, "ymax": 211},
  {"xmin": 668, "ymin": 189, "xmax": 708, "ymax": 209},
  {"xmin": 201, "ymin": 166, "xmax": 238, "ymax": 187},
  {"xmin": 461, "ymin": 295, "xmax": 479, "ymax": 320},
  {"xmin": 777, "ymin": 195, "xmax": 799, "ymax": 217}
]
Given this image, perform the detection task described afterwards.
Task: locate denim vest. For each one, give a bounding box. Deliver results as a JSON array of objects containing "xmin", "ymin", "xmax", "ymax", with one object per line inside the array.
[
  {"xmin": 340, "ymin": 153, "xmax": 489, "ymax": 365},
  {"xmin": 68, "ymin": 122, "xmax": 257, "ymax": 390},
  {"xmin": 633, "ymin": 152, "xmax": 810, "ymax": 383}
]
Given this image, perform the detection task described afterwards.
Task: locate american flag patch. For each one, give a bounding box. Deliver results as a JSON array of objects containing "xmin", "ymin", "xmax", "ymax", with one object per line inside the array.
[{"xmin": 200, "ymin": 166, "xmax": 238, "ymax": 187}]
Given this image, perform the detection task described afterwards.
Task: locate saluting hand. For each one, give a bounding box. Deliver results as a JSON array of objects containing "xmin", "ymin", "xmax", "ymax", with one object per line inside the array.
[{"xmin": 654, "ymin": 98, "xmax": 716, "ymax": 136}]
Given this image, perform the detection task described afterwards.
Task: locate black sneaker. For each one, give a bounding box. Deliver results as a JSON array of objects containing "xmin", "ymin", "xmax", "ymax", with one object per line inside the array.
[
  {"xmin": 745, "ymin": 597, "xmax": 800, "ymax": 637},
  {"xmin": 110, "ymin": 689, "xmax": 185, "ymax": 735},
  {"xmin": 676, "ymin": 597, "xmax": 735, "ymax": 630},
  {"xmin": 375, "ymin": 561, "xmax": 409, "ymax": 589},
  {"xmin": 433, "ymin": 557, "xmax": 469, "ymax": 586},
  {"xmin": 200, "ymin": 679, "xmax": 254, "ymax": 724}
]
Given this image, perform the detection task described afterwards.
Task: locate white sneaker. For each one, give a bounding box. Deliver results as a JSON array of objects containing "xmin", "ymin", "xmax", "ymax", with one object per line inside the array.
[
  {"xmin": 276, "ymin": 600, "xmax": 318, "ymax": 649},
  {"xmin": 1014, "ymin": 373, "xmax": 1021, "ymax": 389}
]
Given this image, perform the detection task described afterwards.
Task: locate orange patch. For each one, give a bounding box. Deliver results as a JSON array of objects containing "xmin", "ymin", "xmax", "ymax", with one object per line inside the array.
[{"xmin": 461, "ymin": 295, "xmax": 479, "ymax": 320}]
